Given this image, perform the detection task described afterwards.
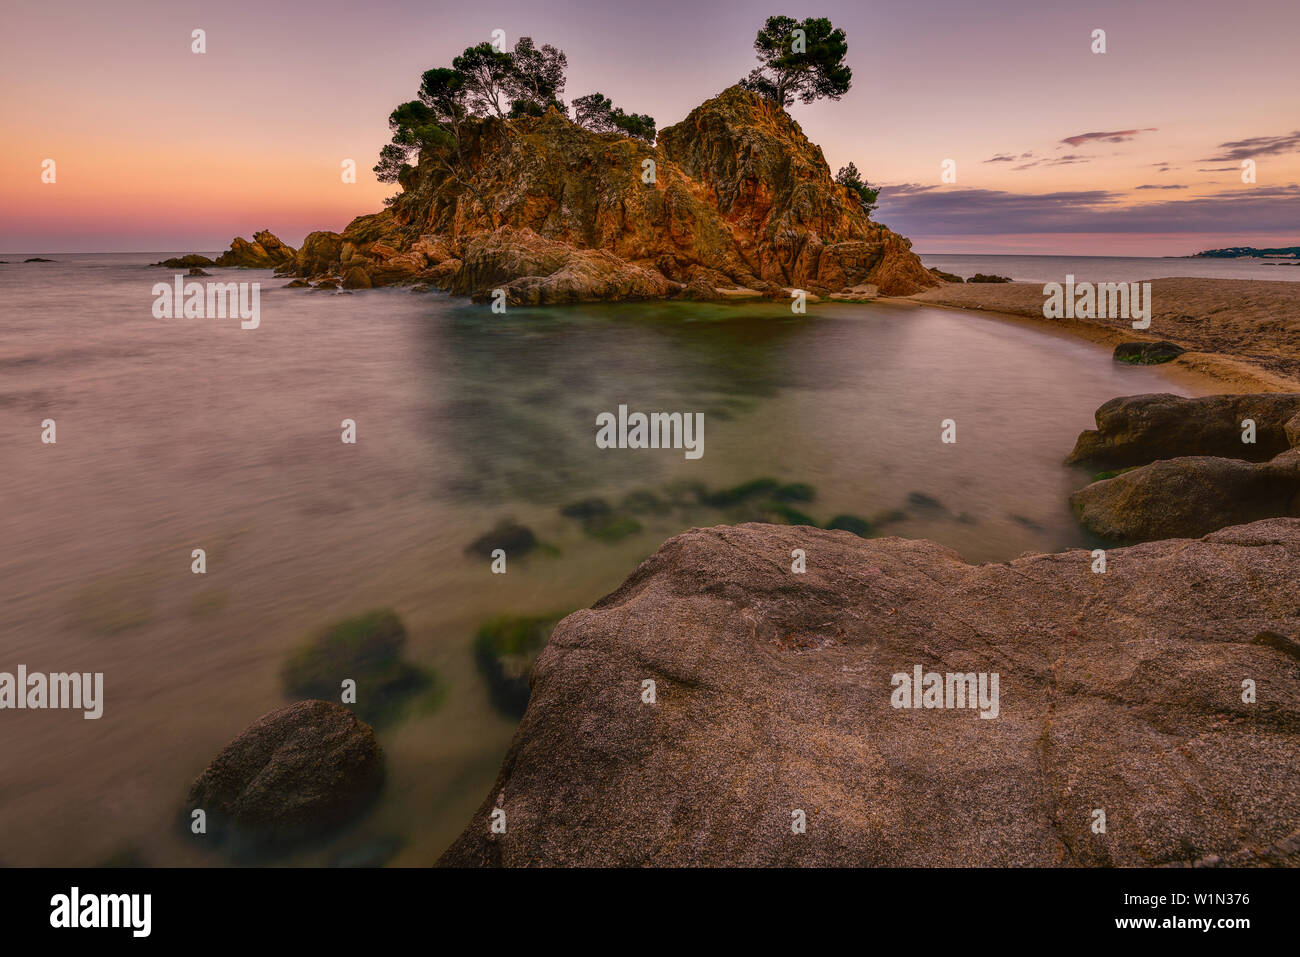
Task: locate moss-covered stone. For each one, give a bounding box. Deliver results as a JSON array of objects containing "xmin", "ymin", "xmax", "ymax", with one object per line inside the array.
[
  {"xmin": 581, "ymin": 514, "xmax": 643, "ymax": 542},
  {"xmin": 764, "ymin": 503, "xmax": 818, "ymax": 526},
  {"xmin": 620, "ymin": 489, "xmax": 671, "ymax": 514},
  {"xmin": 473, "ymin": 613, "xmax": 565, "ymax": 717},
  {"xmin": 772, "ymin": 482, "xmax": 816, "ymax": 503},
  {"xmin": 826, "ymin": 514, "xmax": 874, "ymax": 538},
  {"xmin": 559, "ymin": 497, "xmax": 612, "ymax": 520},
  {"xmin": 701, "ymin": 478, "xmax": 781, "ymax": 508},
  {"xmin": 281, "ymin": 609, "xmax": 434, "ymax": 727},
  {"xmin": 465, "ymin": 520, "xmax": 538, "ymax": 558}
]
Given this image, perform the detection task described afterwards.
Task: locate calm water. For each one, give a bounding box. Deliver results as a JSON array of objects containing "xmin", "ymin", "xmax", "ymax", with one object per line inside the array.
[
  {"xmin": 0, "ymin": 254, "xmax": 1202, "ymax": 866},
  {"xmin": 920, "ymin": 252, "xmax": 1300, "ymax": 283}
]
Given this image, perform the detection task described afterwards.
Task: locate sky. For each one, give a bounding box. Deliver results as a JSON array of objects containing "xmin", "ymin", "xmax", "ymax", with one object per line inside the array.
[{"xmin": 2, "ymin": 0, "xmax": 1297, "ymax": 255}]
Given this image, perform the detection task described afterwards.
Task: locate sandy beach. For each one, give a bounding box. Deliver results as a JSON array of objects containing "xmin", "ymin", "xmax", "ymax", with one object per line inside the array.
[{"xmin": 910, "ymin": 278, "xmax": 1300, "ymax": 393}]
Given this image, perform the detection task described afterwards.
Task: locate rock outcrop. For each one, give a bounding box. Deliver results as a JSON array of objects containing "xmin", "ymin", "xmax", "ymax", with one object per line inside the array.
[
  {"xmin": 1067, "ymin": 393, "xmax": 1300, "ymax": 468},
  {"xmin": 1073, "ymin": 453, "xmax": 1300, "ymax": 542},
  {"xmin": 438, "ymin": 520, "xmax": 1300, "ymax": 867},
  {"xmin": 215, "ymin": 229, "xmax": 297, "ymax": 269},
  {"xmin": 152, "ymin": 254, "xmax": 215, "ymax": 268},
  {"xmin": 1068, "ymin": 394, "xmax": 1300, "ymax": 542},
  {"xmin": 280, "ymin": 86, "xmax": 936, "ymax": 302},
  {"xmin": 185, "ymin": 700, "xmax": 383, "ymax": 855}
]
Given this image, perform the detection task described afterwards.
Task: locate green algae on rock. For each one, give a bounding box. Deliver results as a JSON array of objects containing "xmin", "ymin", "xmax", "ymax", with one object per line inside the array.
[{"xmin": 281, "ymin": 609, "xmax": 435, "ymax": 727}]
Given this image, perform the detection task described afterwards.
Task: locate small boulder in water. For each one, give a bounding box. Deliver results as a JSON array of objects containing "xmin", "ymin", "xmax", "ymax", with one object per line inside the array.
[
  {"xmin": 1113, "ymin": 340, "xmax": 1185, "ymax": 364},
  {"xmin": 152, "ymin": 254, "xmax": 214, "ymax": 268},
  {"xmin": 184, "ymin": 700, "xmax": 384, "ymax": 856},
  {"xmin": 465, "ymin": 520, "xmax": 538, "ymax": 558}
]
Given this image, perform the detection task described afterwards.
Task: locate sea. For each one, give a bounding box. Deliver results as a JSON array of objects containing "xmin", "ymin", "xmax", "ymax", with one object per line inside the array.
[{"xmin": 0, "ymin": 251, "xmax": 1243, "ymax": 865}]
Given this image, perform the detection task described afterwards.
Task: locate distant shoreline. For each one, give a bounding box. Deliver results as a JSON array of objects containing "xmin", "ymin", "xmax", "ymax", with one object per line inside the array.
[{"xmin": 909, "ymin": 277, "xmax": 1300, "ymax": 394}]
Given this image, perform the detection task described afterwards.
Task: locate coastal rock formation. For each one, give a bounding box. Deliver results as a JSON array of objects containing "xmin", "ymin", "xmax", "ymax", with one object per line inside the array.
[
  {"xmin": 1068, "ymin": 393, "xmax": 1300, "ymax": 541},
  {"xmin": 215, "ymin": 229, "xmax": 297, "ymax": 269},
  {"xmin": 1067, "ymin": 393, "xmax": 1300, "ymax": 468},
  {"xmin": 1072, "ymin": 452, "xmax": 1300, "ymax": 542},
  {"xmin": 438, "ymin": 521, "xmax": 1300, "ymax": 867},
  {"xmin": 152, "ymin": 254, "xmax": 215, "ymax": 268},
  {"xmin": 185, "ymin": 700, "xmax": 383, "ymax": 854},
  {"xmin": 281, "ymin": 86, "xmax": 936, "ymax": 302}
]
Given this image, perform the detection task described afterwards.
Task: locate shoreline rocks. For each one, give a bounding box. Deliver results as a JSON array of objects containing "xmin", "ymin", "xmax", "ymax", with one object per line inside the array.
[
  {"xmin": 1068, "ymin": 393, "xmax": 1300, "ymax": 542},
  {"xmin": 1113, "ymin": 340, "xmax": 1185, "ymax": 365},
  {"xmin": 1067, "ymin": 393, "xmax": 1300, "ymax": 468},
  {"xmin": 1072, "ymin": 453, "xmax": 1300, "ymax": 542},
  {"xmin": 185, "ymin": 700, "xmax": 384, "ymax": 857},
  {"xmin": 214, "ymin": 229, "xmax": 296, "ymax": 269},
  {"xmin": 438, "ymin": 520, "xmax": 1300, "ymax": 866},
  {"xmin": 280, "ymin": 609, "xmax": 434, "ymax": 728}
]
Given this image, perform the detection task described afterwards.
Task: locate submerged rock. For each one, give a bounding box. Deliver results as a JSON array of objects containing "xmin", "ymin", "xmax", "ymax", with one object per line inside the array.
[
  {"xmin": 473, "ymin": 613, "xmax": 565, "ymax": 718},
  {"xmin": 281, "ymin": 609, "xmax": 433, "ymax": 727},
  {"xmin": 438, "ymin": 520, "xmax": 1300, "ymax": 867},
  {"xmin": 152, "ymin": 254, "xmax": 215, "ymax": 268},
  {"xmin": 186, "ymin": 700, "xmax": 384, "ymax": 855},
  {"xmin": 1113, "ymin": 340, "xmax": 1186, "ymax": 365},
  {"xmin": 824, "ymin": 514, "xmax": 873, "ymax": 537},
  {"xmin": 465, "ymin": 520, "xmax": 538, "ymax": 559}
]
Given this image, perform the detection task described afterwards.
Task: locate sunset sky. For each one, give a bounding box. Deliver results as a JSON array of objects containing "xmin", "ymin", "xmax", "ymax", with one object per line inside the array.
[{"xmin": 3, "ymin": 0, "xmax": 1297, "ymax": 255}]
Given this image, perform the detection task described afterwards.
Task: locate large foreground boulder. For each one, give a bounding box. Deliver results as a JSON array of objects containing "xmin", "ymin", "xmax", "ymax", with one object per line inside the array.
[
  {"xmin": 185, "ymin": 700, "xmax": 383, "ymax": 855},
  {"xmin": 1067, "ymin": 393, "xmax": 1300, "ymax": 468},
  {"xmin": 438, "ymin": 521, "xmax": 1300, "ymax": 867}
]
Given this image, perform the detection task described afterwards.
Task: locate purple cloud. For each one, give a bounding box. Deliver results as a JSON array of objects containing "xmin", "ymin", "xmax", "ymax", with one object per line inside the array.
[
  {"xmin": 1200, "ymin": 130, "xmax": 1300, "ymax": 162},
  {"xmin": 875, "ymin": 183, "xmax": 1300, "ymax": 235},
  {"xmin": 1060, "ymin": 128, "xmax": 1158, "ymax": 147}
]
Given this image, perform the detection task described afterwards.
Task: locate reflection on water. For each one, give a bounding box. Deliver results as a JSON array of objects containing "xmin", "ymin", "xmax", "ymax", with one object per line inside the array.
[{"xmin": 0, "ymin": 256, "xmax": 1199, "ymax": 865}]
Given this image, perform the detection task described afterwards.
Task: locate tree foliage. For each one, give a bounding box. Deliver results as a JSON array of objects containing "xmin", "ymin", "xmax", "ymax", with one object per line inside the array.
[
  {"xmin": 835, "ymin": 162, "xmax": 879, "ymax": 216},
  {"xmin": 374, "ymin": 37, "xmax": 569, "ymax": 187},
  {"xmin": 572, "ymin": 92, "xmax": 657, "ymax": 142},
  {"xmin": 506, "ymin": 37, "xmax": 568, "ymax": 116},
  {"xmin": 739, "ymin": 15, "xmax": 852, "ymax": 107}
]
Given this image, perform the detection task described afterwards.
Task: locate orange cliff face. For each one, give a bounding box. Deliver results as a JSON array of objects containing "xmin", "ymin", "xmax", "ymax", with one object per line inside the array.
[{"xmin": 252, "ymin": 85, "xmax": 939, "ymax": 303}]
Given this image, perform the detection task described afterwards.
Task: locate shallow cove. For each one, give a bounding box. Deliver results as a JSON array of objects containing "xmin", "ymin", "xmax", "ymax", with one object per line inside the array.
[{"xmin": 0, "ymin": 259, "xmax": 1204, "ymax": 866}]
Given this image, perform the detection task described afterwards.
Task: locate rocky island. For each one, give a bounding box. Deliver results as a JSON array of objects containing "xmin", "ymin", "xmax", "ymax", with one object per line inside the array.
[{"xmin": 207, "ymin": 85, "xmax": 935, "ymax": 303}]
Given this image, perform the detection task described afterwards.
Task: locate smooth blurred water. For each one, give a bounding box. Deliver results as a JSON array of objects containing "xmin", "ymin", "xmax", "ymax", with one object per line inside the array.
[
  {"xmin": 919, "ymin": 252, "xmax": 1300, "ymax": 284},
  {"xmin": 0, "ymin": 255, "xmax": 1201, "ymax": 865}
]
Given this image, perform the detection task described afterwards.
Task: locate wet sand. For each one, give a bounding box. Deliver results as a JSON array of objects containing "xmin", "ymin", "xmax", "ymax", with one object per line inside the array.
[{"xmin": 909, "ymin": 278, "xmax": 1300, "ymax": 393}]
